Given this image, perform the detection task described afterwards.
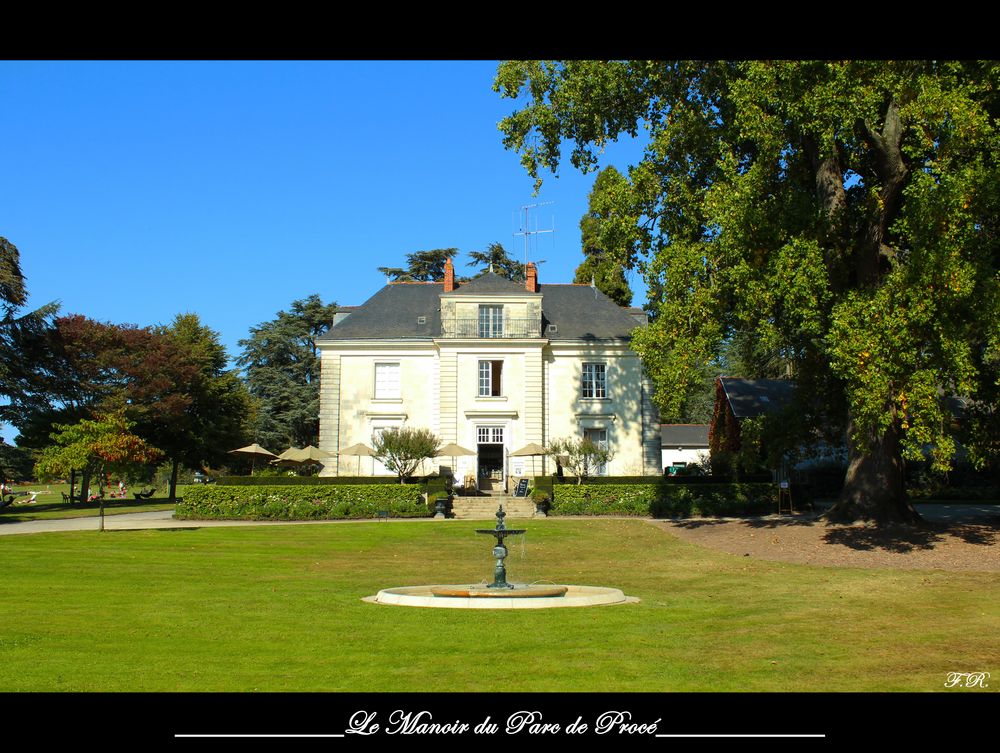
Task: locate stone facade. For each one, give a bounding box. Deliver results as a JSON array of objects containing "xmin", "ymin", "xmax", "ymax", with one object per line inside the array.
[{"xmin": 317, "ymin": 262, "xmax": 661, "ymax": 485}]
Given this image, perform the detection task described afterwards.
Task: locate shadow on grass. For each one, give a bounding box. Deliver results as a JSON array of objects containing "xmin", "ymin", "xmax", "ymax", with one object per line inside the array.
[
  {"xmin": 822, "ymin": 525, "xmax": 944, "ymax": 553},
  {"xmin": 103, "ymin": 527, "xmax": 199, "ymax": 534},
  {"xmin": 667, "ymin": 514, "xmax": 1000, "ymax": 554},
  {"xmin": 822, "ymin": 521, "xmax": 999, "ymax": 552},
  {"xmin": 668, "ymin": 519, "xmax": 732, "ymax": 529},
  {"xmin": 670, "ymin": 514, "xmax": 819, "ymax": 530}
]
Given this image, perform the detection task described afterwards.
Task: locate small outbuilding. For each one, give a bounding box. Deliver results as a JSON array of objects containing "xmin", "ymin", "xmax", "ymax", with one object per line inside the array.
[{"xmin": 661, "ymin": 424, "xmax": 709, "ymax": 473}]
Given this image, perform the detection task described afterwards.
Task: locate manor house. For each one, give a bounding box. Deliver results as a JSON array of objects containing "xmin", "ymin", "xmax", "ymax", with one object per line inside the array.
[{"xmin": 317, "ymin": 260, "xmax": 660, "ymax": 488}]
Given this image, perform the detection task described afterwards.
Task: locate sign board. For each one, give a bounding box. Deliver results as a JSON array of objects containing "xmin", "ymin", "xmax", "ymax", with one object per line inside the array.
[
  {"xmin": 779, "ymin": 481, "xmax": 789, "ymax": 489},
  {"xmin": 514, "ymin": 478, "xmax": 530, "ymax": 497}
]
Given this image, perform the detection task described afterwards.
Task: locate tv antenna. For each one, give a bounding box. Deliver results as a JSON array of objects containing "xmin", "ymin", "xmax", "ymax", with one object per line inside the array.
[{"xmin": 513, "ymin": 202, "xmax": 555, "ymax": 268}]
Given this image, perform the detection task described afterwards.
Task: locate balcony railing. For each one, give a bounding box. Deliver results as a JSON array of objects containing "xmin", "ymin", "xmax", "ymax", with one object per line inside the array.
[{"xmin": 440, "ymin": 318, "xmax": 542, "ymax": 338}]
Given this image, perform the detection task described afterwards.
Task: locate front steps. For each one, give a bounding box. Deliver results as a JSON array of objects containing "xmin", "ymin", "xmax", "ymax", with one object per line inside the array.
[{"xmin": 449, "ymin": 495, "xmax": 537, "ymax": 520}]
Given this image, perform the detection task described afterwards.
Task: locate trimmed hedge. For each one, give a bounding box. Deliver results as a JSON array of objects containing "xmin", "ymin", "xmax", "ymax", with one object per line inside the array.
[
  {"xmin": 555, "ymin": 476, "xmax": 660, "ymax": 485},
  {"xmin": 547, "ymin": 481, "xmax": 779, "ymax": 518},
  {"xmin": 554, "ymin": 474, "xmax": 773, "ymax": 486},
  {"xmin": 651, "ymin": 483, "xmax": 779, "ymax": 517},
  {"xmin": 176, "ymin": 484, "xmax": 429, "ymax": 520},
  {"xmin": 549, "ymin": 484, "xmax": 657, "ymax": 515}
]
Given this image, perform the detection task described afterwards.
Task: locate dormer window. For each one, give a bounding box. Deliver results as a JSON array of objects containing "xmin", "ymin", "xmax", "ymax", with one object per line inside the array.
[{"xmin": 478, "ymin": 305, "xmax": 503, "ymax": 338}]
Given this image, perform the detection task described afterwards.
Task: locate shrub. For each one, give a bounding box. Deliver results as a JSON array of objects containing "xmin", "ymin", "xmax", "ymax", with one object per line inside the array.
[
  {"xmin": 548, "ymin": 437, "xmax": 615, "ymax": 484},
  {"xmin": 650, "ymin": 483, "xmax": 778, "ymax": 517},
  {"xmin": 532, "ymin": 476, "xmax": 554, "ymax": 497},
  {"xmin": 546, "ymin": 480, "xmax": 779, "ymax": 517},
  {"xmin": 371, "ymin": 427, "xmax": 441, "ymax": 484},
  {"xmin": 176, "ymin": 484, "xmax": 429, "ymax": 520},
  {"xmin": 549, "ymin": 484, "xmax": 657, "ymax": 515}
]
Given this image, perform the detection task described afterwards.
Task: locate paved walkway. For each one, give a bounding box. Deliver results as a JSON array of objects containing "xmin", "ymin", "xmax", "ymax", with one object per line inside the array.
[
  {"xmin": 0, "ymin": 502, "xmax": 996, "ymax": 537},
  {"xmin": 0, "ymin": 509, "xmax": 452, "ymax": 536}
]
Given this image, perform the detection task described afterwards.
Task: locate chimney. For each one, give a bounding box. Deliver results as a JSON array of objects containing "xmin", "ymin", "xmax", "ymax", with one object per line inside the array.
[
  {"xmin": 525, "ymin": 262, "xmax": 538, "ymax": 292},
  {"xmin": 443, "ymin": 258, "xmax": 455, "ymax": 292}
]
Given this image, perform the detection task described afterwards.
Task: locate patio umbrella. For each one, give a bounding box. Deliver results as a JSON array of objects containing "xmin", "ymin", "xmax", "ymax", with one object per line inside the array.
[
  {"xmin": 273, "ymin": 447, "xmax": 306, "ymax": 468},
  {"xmin": 228, "ymin": 443, "xmax": 277, "ymax": 476},
  {"xmin": 274, "ymin": 445, "xmax": 334, "ymax": 473},
  {"xmin": 510, "ymin": 442, "xmax": 548, "ymax": 477},
  {"xmin": 437, "ymin": 442, "xmax": 476, "ymax": 471},
  {"xmin": 276, "ymin": 445, "xmax": 333, "ymax": 464},
  {"xmin": 436, "ymin": 442, "xmax": 477, "ymax": 489},
  {"xmin": 297, "ymin": 445, "xmax": 333, "ymax": 462},
  {"xmin": 339, "ymin": 442, "xmax": 375, "ymax": 474}
]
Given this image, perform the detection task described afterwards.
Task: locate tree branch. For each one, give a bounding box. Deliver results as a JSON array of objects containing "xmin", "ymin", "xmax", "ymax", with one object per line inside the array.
[{"xmin": 858, "ymin": 99, "xmax": 910, "ymax": 284}]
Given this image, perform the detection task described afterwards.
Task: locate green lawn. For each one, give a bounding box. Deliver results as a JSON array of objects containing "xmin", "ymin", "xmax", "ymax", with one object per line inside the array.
[
  {"xmin": 0, "ymin": 518, "xmax": 996, "ymax": 692},
  {"xmin": 0, "ymin": 483, "xmax": 185, "ymax": 522}
]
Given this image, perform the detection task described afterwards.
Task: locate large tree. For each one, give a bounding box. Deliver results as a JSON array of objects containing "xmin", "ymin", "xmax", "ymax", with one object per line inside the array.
[
  {"xmin": 467, "ymin": 242, "xmax": 525, "ymax": 281},
  {"xmin": 13, "ymin": 313, "xmax": 252, "ymax": 500},
  {"xmin": 136, "ymin": 314, "xmax": 254, "ymax": 501},
  {"xmin": 0, "ymin": 237, "xmax": 58, "ymax": 435},
  {"xmin": 237, "ymin": 295, "xmax": 337, "ymax": 451},
  {"xmin": 378, "ymin": 249, "xmax": 458, "ymax": 282},
  {"xmin": 10, "ymin": 315, "xmax": 153, "ymax": 453},
  {"xmin": 572, "ymin": 167, "xmax": 634, "ymax": 307},
  {"xmin": 495, "ymin": 60, "xmax": 1000, "ymax": 523}
]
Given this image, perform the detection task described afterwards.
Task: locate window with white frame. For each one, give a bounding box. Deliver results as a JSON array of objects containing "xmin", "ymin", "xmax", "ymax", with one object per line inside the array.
[
  {"xmin": 582, "ymin": 362, "xmax": 607, "ymax": 398},
  {"xmin": 478, "ymin": 305, "xmax": 503, "ymax": 338},
  {"xmin": 477, "ymin": 426, "xmax": 504, "ymax": 444},
  {"xmin": 374, "ymin": 362, "xmax": 400, "ymax": 399},
  {"xmin": 478, "ymin": 359, "xmax": 503, "ymax": 397},
  {"xmin": 584, "ymin": 427, "xmax": 608, "ymax": 476}
]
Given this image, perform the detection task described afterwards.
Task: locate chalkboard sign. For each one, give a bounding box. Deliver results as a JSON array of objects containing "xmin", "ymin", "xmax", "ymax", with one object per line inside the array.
[{"xmin": 514, "ymin": 478, "xmax": 530, "ymax": 497}]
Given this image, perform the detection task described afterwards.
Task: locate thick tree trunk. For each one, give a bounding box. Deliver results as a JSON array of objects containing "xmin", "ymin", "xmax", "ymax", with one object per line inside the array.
[
  {"xmin": 169, "ymin": 458, "xmax": 180, "ymax": 502},
  {"xmin": 825, "ymin": 414, "xmax": 921, "ymax": 524},
  {"xmin": 823, "ymin": 98, "xmax": 919, "ymax": 526},
  {"xmin": 79, "ymin": 469, "xmax": 91, "ymax": 505}
]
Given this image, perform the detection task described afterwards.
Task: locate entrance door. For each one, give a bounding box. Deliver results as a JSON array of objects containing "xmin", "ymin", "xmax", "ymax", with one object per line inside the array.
[
  {"xmin": 584, "ymin": 428, "xmax": 608, "ymax": 476},
  {"xmin": 476, "ymin": 426, "xmax": 505, "ymax": 491}
]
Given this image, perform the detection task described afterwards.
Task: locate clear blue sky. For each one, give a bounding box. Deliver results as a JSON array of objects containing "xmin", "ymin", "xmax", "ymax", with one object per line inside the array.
[{"xmin": 1, "ymin": 60, "xmax": 646, "ymax": 439}]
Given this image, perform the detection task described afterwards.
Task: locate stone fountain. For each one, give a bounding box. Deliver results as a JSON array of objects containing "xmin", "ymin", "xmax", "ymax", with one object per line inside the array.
[{"xmin": 366, "ymin": 504, "xmax": 636, "ymax": 609}]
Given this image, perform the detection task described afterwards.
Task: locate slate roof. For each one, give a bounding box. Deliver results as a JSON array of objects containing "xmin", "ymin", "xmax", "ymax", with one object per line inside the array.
[
  {"xmin": 319, "ymin": 283, "xmax": 442, "ymax": 341},
  {"xmin": 539, "ymin": 284, "xmax": 638, "ymax": 341},
  {"xmin": 718, "ymin": 377, "xmax": 798, "ymax": 419},
  {"xmin": 447, "ymin": 272, "xmax": 538, "ymax": 295},
  {"xmin": 318, "ymin": 280, "xmax": 639, "ymax": 342},
  {"xmin": 661, "ymin": 424, "xmax": 710, "ymax": 447}
]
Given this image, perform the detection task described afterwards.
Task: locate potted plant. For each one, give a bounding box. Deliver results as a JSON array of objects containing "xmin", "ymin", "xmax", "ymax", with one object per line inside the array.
[{"xmin": 531, "ymin": 489, "xmax": 550, "ymax": 517}]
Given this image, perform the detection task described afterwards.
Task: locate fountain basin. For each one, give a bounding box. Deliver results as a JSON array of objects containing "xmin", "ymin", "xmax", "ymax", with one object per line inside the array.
[
  {"xmin": 431, "ymin": 585, "xmax": 568, "ymax": 598},
  {"xmin": 365, "ymin": 584, "xmax": 636, "ymax": 609}
]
